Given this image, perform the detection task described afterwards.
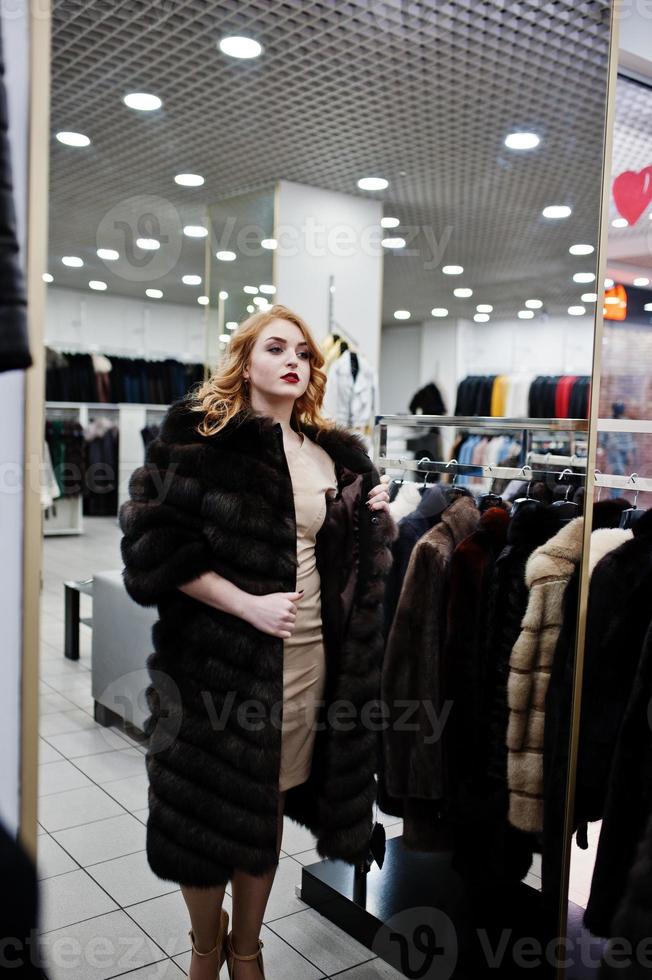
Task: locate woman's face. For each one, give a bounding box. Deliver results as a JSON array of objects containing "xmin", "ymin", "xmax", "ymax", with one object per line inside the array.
[{"xmin": 244, "ymin": 318, "xmax": 312, "ymax": 404}]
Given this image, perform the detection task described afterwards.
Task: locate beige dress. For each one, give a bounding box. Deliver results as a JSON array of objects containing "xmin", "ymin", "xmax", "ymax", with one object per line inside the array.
[{"xmin": 279, "ymin": 433, "xmax": 338, "ymax": 791}]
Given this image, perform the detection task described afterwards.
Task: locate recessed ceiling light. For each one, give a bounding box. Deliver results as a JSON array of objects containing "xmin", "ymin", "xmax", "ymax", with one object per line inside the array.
[
  {"xmin": 253, "ymin": 296, "xmax": 267, "ymax": 306},
  {"xmin": 476, "ymin": 304, "xmax": 493, "ymax": 313},
  {"xmin": 174, "ymin": 173, "xmax": 204, "ymax": 187},
  {"xmin": 216, "ymin": 250, "xmax": 236, "ymax": 261},
  {"xmin": 261, "ymin": 239, "xmax": 277, "ymax": 251},
  {"xmin": 123, "ymin": 92, "xmax": 162, "ymax": 111},
  {"xmin": 243, "ymin": 285, "xmax": 258, "ymax": 294},
  {"xmin": 442, "ymin": 265, "xmax": 464, "ymax": 275},
  {"xmin": 56, "ymin": 131, "xmax": 91, "ymax": 147},
  {"xmin": 573, "ymin": 272, "xmax": 595, "ymax": 284},
  {"xmin": 431, "ymin": 308, "xmax": 448, "ymax": 317},
  {"xmin": 197, "ymin": 295, "xmax": 209, "ymax": 305},
  {"xmin": 62, "ymin": 255, "xmax": 83, "ymax": 267},
  {"xmin": 42, "ymin": 273, "xmax": 53, "ymax": 283},
  {"xmin": 569, "ymin": 243, "xmax": 594, "ymax": 256},
  {"xmin": 381, "ymin": 237, "xmax": 406, "ymax": 249},
  {"xmin": 246, "ymin": 304, "xmax": 254, "ymax": 313},
  {"xmin": 518, "ymin": 310, "xmax": 535, "ymax": 319},
  {"xmin": 182, "ymin": 274, "xmax": 202, "ymax": 285},
  {"xmin": 218, "ymin": 35, "xmax": 263, "ymax": 59},
  {"xmin": 581, "ymin": 293, "xmax": 598, "ymax": 302},
  {"xmin": 226, "ymin": 321, "xmax": 238, "ymax": 329},
  {"xmin": 259, "ymin": 284, "xmax": 276, "ymax": 294},
  {"xmin": 474, "ymin": 313, "xmax": 490, "ymax": 322},
  {"xmin": 393, "ymin": 310, "xmax": 410, "ymax": 320},
  {"xmin": 604, "ymin": 278, "xmax": 614, "ymax": 288},
  {"xmin": 381, "ymin": 216, "xmax": 399, "ymax": 228},
  {"xmin": 97, "ymin": 248, "xmax": 119, "ymax": 261},
  {"xmin": 525, "ymin": 299, "xmax": 543, "ymax": 309},
  {"xmin": 183, "ymin": 225, "xmax": 208, "ymax": 238},
  {"xmin": 218, "ymin": 290, "xmax": 229, "ymax": 300},
  {"xmin": 645, "ymin": 303, "xmax": 652, "ymax": 312},
  {"xmin": 358, "ymin": 177, "xmax": 389, "ymax": 191},
  {"xmin": 611, "ymin": 217, "xmax": 628, "ymax": 228},
  {"xmin": 146, "ymin": 288, "xmax": 163, "ymax": 299},
  {"xmin": 542, "ymin": 205, "xmax": 572, "ymax": 219},
  {"xmin": 137, "ymin": 238, "xmax": 160, "ymax": 250},
  {"xmin": 633, "ymin": 276, "xmax": 650, "ymax": 286},
  {"xmin": 504, "ymin": 132, "xmax": 540, "ymax": 150},
  {"xmin": 88, "ymin": 280, "xmax": 107, "ymax": 291},
  {"xmin": 568, "ymin": 305, "xmax": 586, "ymax": 316},
  {"xmin": 454, "ymin": 287, "xmax": 473, "ymax": 298}
]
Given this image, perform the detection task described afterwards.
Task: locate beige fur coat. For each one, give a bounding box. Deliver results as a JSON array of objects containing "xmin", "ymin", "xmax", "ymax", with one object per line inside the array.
[{"xmin": 506, "ymin": 516, "xmax": 584, "ymax": 833}]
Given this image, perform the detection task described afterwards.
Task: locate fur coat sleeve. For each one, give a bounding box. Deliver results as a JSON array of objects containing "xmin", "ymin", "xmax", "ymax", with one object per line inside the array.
[{"xmin": 118, "ymin": 409, "xmax": 215, "ymax": 606}]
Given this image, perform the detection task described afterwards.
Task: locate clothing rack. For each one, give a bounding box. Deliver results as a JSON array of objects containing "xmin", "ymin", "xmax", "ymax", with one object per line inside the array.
[{"xmin": 298, "ymin": 411, "xmax": 623, "ymax": 976}]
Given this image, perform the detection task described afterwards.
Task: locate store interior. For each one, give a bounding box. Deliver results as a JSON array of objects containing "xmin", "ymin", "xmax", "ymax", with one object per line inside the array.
[{"xmin": 17, "ymin": 0, "xmax": 652, "ymax": 978}]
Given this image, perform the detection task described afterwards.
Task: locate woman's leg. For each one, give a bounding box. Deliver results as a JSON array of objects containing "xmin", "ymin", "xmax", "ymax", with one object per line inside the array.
[
  {"xmin": 229, "ymin": 789, "xmax": 286, "ymax": 977},
  {"xmin": 180, "ymin": 881, "xmax": 228, "ymax": 980}
]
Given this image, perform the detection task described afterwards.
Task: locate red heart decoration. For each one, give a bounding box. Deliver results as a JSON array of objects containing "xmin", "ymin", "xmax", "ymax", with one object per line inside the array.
[{"xmin": 613, "ymin": 166, "xmax": 652, "ymax": 226}]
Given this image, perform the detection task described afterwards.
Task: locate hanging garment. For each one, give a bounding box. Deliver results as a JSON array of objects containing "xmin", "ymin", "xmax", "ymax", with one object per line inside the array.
[
  {"xmin": 490, "ymin": 376, "xmax": 508, "ymax": 417},
  {"xmin": 572, "ymin": 508, "xmax": 652, "ymax": 938},
  {"xmin": 442, "ymin": 506, "xmax": 510, "ymax": 822},
  {"xmin": 381, "ymin": 495, "xmax": 479, "ymax": 849},
  {"xmin": 0, "ymin": 26, "xmax": 30, "ymax": 374},
  {"xmin": 409, "ymin": 381, "xmax": 446, "ymax": 416},
  {"xmin": 598, "ymin": 796, "xmax": 652, "ymax": 977},
  {"xmin": 575, "ymin": 507, "xmax": 652, "ymax": 831},
  {"xmin": 83, "ymin": 417, "xmax": 119, "ymax": 516},
  {"xmin": 383, "ymin": 498, "xmax": 444, "ymax": 638},
  {"xmin": 539, "ymin": 501, "xmax": 632, "ymax": 929},
  {"xmin": 322, "ymin": 348, "xmax": 378, "ymax": 437},
  {"xmin": 41, "ymin": 440, "xmax": 61, "ymax": 511},
  {"xmin": 506, "ymin": 515, "xmax": 585, "ymax": 834},
  {"xmin": 388, "ymin": 481, "xmax": 421, "ymax": 522}
]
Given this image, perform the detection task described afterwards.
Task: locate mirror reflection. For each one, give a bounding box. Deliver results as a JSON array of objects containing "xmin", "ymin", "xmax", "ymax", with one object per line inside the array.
[{"xmin": 33, "ymin": 2, "xmax": 617, "ymax": 978}]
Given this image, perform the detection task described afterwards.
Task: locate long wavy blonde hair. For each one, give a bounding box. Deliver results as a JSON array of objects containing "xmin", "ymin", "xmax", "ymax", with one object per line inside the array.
[{"xmin": 189, "ymin": 304, "xmax": 335, "ymax": 437}]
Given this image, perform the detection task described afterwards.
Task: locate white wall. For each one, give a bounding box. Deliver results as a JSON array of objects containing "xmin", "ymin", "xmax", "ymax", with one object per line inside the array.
[
  {"xmin": 379, "ymin": 314, "xmax": 596, "ymax": 420},
  {"xmin": 274, "ymin": 180, "xmax": 384, "ymax": 370},
  {"xmin": 0, "ymin": 4, "xmax": 29, "ymax": 833},
  {"xmin": 45, "ymin": 287, "xmax": 206, "ymax": 363},
  {"xmin": 379, "ymin": 325, "xmax": 422, "ymax": 413}
]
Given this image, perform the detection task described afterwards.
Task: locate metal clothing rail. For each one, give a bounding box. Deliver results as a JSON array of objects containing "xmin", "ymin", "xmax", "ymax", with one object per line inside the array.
[
  {"xmin": 376, "ymin": 456, "xmax": 584, "ymax": 483},
  {"xmin": 374, "ymin": 414, "xmax": 590, "ymax": 474},
  {"xmin": 375, "ymin": 413, "xmax": 589, "ymax": 432}
]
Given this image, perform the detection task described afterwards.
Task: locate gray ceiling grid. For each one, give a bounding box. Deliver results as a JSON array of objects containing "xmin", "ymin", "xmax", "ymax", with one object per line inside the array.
[{"xmin": 49, "ymin": 0, "xmax": 613, "ymax": 320}]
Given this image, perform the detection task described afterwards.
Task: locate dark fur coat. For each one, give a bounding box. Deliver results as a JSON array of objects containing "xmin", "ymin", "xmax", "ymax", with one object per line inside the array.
[
  {"xmin": 380, "ymin": 494, "xmax": 479, "ymax": 849},
  {"xmin": 118, "ymin": 395, "xmax": 397, "ymax": 887}
]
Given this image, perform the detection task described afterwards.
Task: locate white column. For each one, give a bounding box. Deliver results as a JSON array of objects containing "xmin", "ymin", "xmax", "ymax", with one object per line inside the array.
[{"xmin": 273, "ymin": 180, "xmax": 383, "ymax": 370}]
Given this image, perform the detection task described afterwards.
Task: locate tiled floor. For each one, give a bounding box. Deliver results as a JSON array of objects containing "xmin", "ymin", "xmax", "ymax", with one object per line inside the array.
[{"xmin": 37, "ymin": 516, "xmax": 405, "ymax": 980}]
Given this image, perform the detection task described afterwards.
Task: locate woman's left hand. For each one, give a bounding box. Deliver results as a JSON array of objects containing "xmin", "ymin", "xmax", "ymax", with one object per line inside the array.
[{"xmin": 367, "ymin": 473, "xmax": 391, "ymax": 513}]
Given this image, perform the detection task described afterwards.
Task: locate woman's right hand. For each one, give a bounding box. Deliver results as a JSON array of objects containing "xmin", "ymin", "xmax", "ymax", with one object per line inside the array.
[{"xmin": 242, "ymin": 590, "xmax": 304, "ymax": 638}]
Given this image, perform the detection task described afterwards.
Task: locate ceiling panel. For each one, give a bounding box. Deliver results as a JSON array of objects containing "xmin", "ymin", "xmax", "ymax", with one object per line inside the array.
[{"xmin": 48, "ymin": 0, "xmax": 614, "ymax": 326}]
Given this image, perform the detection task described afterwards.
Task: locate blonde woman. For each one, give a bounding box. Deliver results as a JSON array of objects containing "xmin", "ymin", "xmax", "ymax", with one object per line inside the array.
[{"xmin": 119, "ymin": 304, "xmax": 396, "ymax": 980}]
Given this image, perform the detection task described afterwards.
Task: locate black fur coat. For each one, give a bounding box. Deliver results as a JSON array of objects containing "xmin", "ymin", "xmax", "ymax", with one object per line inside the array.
[{"xmin": 118, "ymin": 395, "xmax": 397, "ymax": 887}]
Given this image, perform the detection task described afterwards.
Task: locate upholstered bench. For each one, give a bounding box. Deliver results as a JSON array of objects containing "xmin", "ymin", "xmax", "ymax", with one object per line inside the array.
[{"xmin": 91, "ymin": 569, "xmax": 158, "ymax": 733}]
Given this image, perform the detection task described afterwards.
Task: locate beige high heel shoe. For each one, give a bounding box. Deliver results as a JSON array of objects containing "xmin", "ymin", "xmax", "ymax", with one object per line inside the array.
[
  {"xmin": 187, "ymin": 906, "xmax": 230, "ymax": 978},
  {"xmin": 224, "ymin": 931, "xmax": 265, "ymax": 979}
]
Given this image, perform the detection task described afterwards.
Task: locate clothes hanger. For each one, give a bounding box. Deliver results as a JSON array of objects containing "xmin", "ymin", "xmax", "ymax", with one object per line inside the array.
[
  {"xmin": 619, "ymin": 476, "xmax": 646, "ymax": 529},
  {"xmin": 511, "ymin": 465, "xmax": 543, "ymax": 517},
  {"xmin": 413, "ymin": 458, "xmax": 448, "ymax": 517},
  {"xmin": 551, "ymin": 467, "xmax": 581, "ymax": 523}
]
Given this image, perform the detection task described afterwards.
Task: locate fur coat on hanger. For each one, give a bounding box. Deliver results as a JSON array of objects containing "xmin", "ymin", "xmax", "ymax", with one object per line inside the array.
[
  {"xmin": 380, "ymin": 494, "xmax": 479, "ymax": 849},
  {"xmin": 118, "ymin": 395, "xmax": 397, "ymax": 887},
  {"xmin": 506, "ymin": 515, "xmax": 585, "ymax": 834}
]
